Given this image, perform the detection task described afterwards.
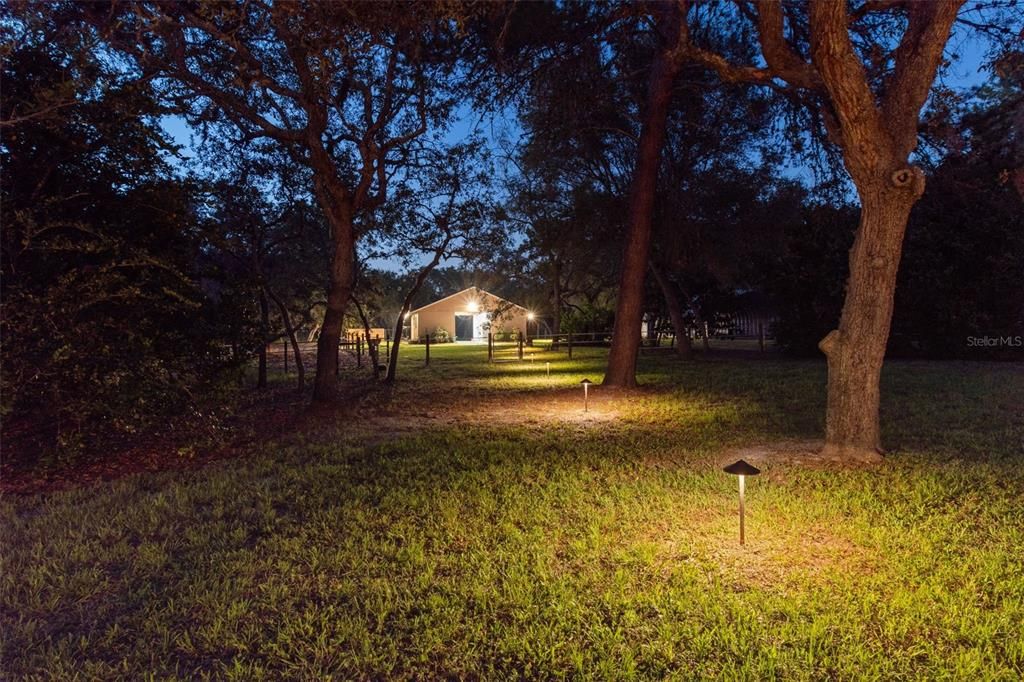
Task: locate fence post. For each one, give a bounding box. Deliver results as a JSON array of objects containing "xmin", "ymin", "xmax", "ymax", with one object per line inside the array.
[
  {"xmin": 568, "ymin": 332, "xmax": 573, "ymax": 360},
  {"xmin": 357, "ymin": 337, "xmax": 362, "ymax": 368},
  {"xmin": 386, "ymin": 329, "xmax": 391, "ymax": 358},
  {"xmin": 283, "ymin": 338, "xmax": 288, "ymax": 374},
  {"xmin": 488, "ymin": 332, "xmax": 493, "ymax": 363},
  {"xmin": 335, "ymin": 339, "xmax": 339, "ymax": 377},
  {"xmin": 758, "ymin": 323, "xmax": 765, "ymax": 353},
  {"xmin": 425, "ymin": 332, "xmax": 430, "ymax": 367},
  {"xmin": 518, "ymin": 332, "xmax": 524, "ymax": 360}
]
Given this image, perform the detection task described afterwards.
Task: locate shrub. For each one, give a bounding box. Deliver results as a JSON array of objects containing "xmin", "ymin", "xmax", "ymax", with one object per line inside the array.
[
  {"xmin": 493, "ymin": 328, "xmax": 516, "ymax": 342},
  {"xmin": 426, "ymin": 326, "xmax": 453, "ymax": 343}
]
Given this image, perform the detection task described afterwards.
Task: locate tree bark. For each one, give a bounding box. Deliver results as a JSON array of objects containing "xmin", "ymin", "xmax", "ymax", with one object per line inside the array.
[
  {"xmin": 604, "ymin": 3, "xmax": 685, "ymax": 387},
  {"xmin": 649, "ymin": 262, "xmax": 692, "ymax": 359},
  {"xmin": 818, "ymin": 178, "xmax": 921, "ymax": 462},
  {"xmin": 312, "ymin": 198, "xmax": 356, "ymax": 402},
  {"xmin": 806, "ymin": 1, "xmax": 957, "ymax": 461}
]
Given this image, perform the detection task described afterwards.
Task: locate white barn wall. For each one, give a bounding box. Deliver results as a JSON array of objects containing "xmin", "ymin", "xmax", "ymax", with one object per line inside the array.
[{"xmin": 409, "ymin": 287, "xmax": 529, "ymax": 341}]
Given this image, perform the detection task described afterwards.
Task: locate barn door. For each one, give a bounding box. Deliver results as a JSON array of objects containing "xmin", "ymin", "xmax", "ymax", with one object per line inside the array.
[{"xmin": 455, "ymin": 314, "xmax": 474, "ymax": 341}]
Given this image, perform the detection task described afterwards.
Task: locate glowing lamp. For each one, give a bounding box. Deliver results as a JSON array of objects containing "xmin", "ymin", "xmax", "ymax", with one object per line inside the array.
[
  {"xmin": 723, "ymin": 459, "xmax": 760, "ymax": 545},
  {"xmin": 467, "ymin": 301, "xmax": 479, "ymax": 313},
  {"xmin": 527, "ymin": 312, "xmax": 535, "ymax": 321},
  {"xmin": 580, "ymin": 378, "xmax": 593, "ymax": 412}
]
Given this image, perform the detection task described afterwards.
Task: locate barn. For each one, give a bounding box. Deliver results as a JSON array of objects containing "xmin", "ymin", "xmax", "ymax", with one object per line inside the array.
[{"xmin": 408, "ymin": 287, "xmax": 531, "ymax": 342}]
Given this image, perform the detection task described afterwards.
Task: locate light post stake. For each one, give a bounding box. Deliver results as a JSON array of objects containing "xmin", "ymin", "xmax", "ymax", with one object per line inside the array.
[
  {"xmin": 580, "ymin": 378, "xmax": 592, "ymax": 412},
  {"xmin": 739, "ymin": 474, "xmax": 746, "ymax": 544}
]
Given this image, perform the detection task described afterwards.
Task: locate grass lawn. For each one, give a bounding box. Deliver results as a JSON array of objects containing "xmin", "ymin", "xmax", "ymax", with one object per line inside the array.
[{"xmin": 2, "ymin": 345, "xmax": 1023, "ymax": 679}]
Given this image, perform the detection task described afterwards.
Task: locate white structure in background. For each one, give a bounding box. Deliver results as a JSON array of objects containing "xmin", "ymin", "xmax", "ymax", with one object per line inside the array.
[{"xmin": 408, "ymin": 287, "xmax": 530, "ymax": 342}]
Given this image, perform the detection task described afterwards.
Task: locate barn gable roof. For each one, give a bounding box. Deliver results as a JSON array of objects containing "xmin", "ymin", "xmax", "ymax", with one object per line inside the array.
[{"xmin": 409, "ymin": 286, "xmax": 527, "ymax": 316}]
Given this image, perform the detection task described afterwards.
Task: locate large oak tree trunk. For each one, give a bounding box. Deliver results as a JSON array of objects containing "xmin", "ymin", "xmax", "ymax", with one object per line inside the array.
[
  {"xmin": 675, "ymin": 0, "xmax": 962, "ymax": 462},
  {"xmin": 649, "ymin": 262, "xmax": 692, "ymax": 359},
  {"xmin": 818, "ymin": 177, "xmax": 922, "ymax": 462},
  {"xmin": 313, "ymin": 202, "xmax": 356, "ymax": 402},
  {"xmin": 804, "ymin": 1, "xmax": 959, "ymax": 462},
  {"xmin": 604, "ymin": 4, "xmax": 684, "ymax": 387}
]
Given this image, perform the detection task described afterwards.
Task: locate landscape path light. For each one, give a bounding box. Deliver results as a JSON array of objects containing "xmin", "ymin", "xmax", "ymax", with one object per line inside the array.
[
  {"xmin": 580, "ymin": 378, "xmax": 593, "ymax": 412},
  {"xmin": 723, "ymin": 459, "xmax": 761, "ymax": 545}
]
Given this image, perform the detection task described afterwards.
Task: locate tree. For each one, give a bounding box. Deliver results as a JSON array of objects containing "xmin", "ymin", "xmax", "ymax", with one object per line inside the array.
[
  {"xmin": 503, "ymin": 1, "xmax": 773, "ymax": 372},
  {"xmin": 509, "ymin": 179, "xmax": 625, "ymax": 338},
  {"xmin": 603, "ymin": 0, "xmax": 689, "ymax": 386},
  {"xmin": 643, "ymin": 39, "xmax": 779, "ymax": 357},
  {"xmin": 507, "ymin": 2, "xmax": 747, "ymax": 348},
  {"xmin": 362, "ymin": 141, "xmax": 504, "ymax": 383},
  {"xmin": 203, "ymin": 151, "xmax": 327, "ymax": 391},
  {"xmin": 649, "ymin": 165, "xmax": 788, "ymax": 357},
  {"xmin": 680, "ymin": 0, "xmax": 972, "ymax": 461},
  {"xmin": 94, "ymin": 1, "xmax": 466, "ymax": 401},
  {"xmin": 1, "ymin": 3, "xmax": 235, "ymax": 454}
]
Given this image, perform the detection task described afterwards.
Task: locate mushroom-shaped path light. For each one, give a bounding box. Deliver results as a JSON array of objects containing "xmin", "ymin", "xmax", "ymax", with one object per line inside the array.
[
  {"xmin": 580, "ymin": 378, "xmax": 593, "ymax": 412},
  {"xmin": 723, "ymin": 459, "xmax": 761, "ymax": 545}
]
